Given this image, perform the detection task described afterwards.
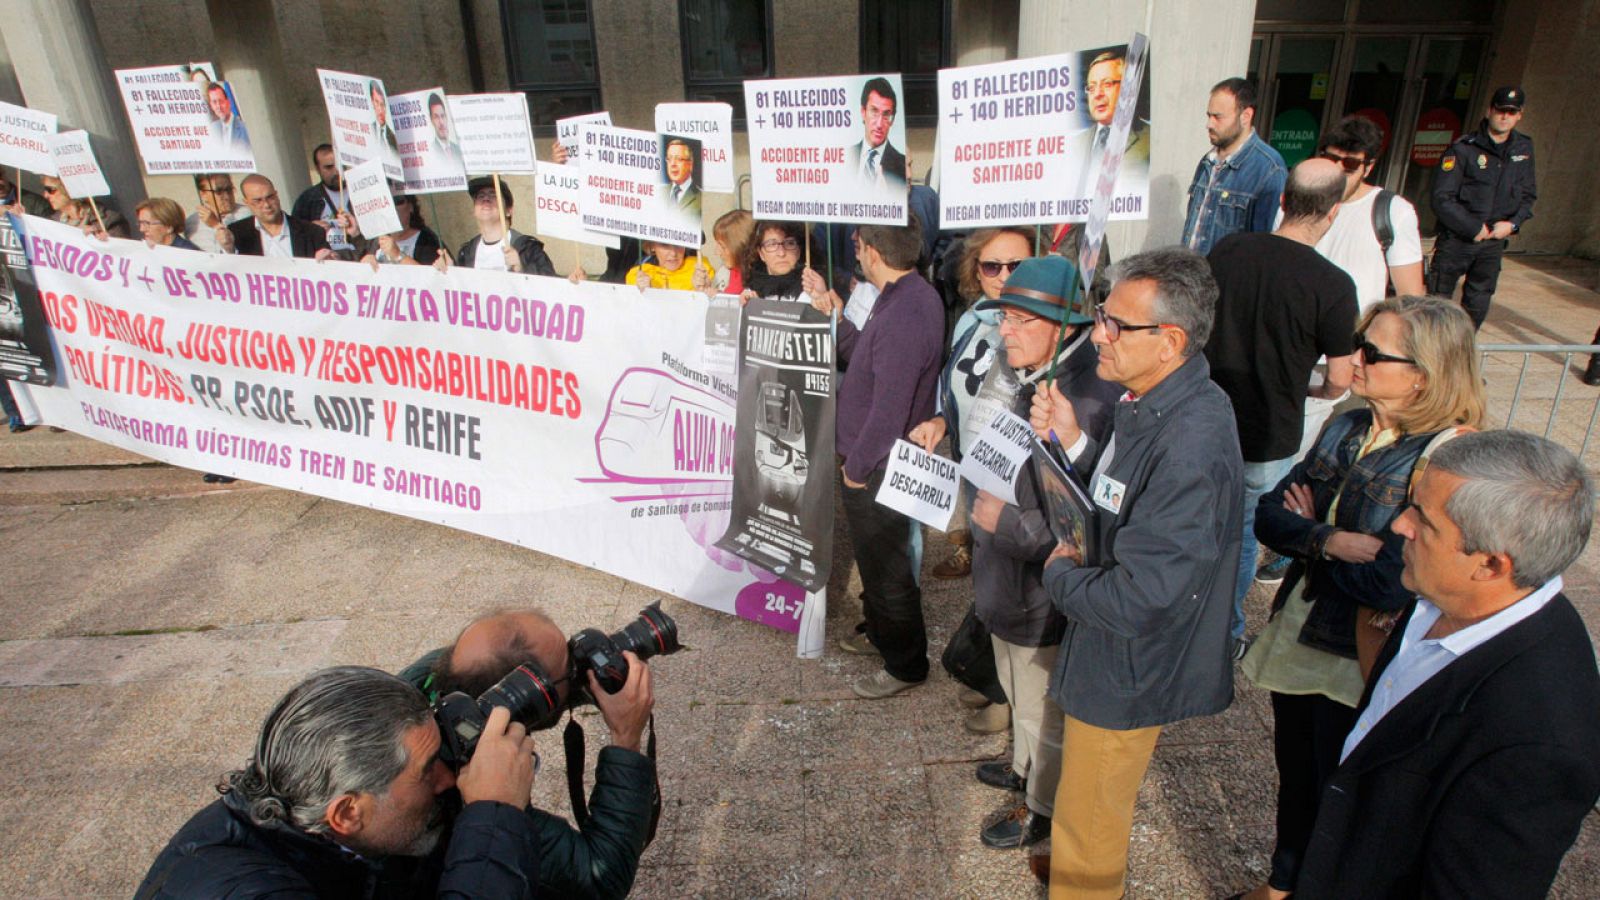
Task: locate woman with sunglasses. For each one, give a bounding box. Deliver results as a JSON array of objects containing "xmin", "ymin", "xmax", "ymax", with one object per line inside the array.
[{"xmin": 1233, "ymin": 295, "xmax": 1485, "ymax": 900}]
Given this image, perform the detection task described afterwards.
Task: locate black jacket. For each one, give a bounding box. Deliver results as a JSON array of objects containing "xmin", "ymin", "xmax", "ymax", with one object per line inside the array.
[
  {"xmin": 1430, "ymin": 121, "xmax": 1536, "ymax": 241},
  {"xmin": 135, "ymin": 789, "xmax": 540, "ymax": 898},
  {"xmin": 454, "ymin": 231, "xmax": 556, "ymax": 277},
  {"xmin": 228, "ymin": 215, "xmax": 331, "ymax": 259},
  {"xmin": 1296, "ymin": 593, "xmax": 1600, "ymax": 899}
]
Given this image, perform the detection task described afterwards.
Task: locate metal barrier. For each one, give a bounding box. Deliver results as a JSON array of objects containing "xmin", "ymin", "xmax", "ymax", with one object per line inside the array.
[{"xmin": 1478, "ymin": 343, "xmax": 1600, "ymax": 458}]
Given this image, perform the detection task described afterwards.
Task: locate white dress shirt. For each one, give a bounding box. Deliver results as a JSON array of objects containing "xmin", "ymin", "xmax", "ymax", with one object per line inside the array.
[
  {"xmin": 255, "ymin": 218, "xmax": 294, "ymax": 259},
  {"xmin": 1341, "ymin": 575, "xmax": 1563, "ymax": 762}
]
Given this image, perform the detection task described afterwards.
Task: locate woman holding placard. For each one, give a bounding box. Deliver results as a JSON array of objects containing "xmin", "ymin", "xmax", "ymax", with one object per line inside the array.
[{"xmin": 739, "ymin": 221, "xmax": 819, "ymax": 302}]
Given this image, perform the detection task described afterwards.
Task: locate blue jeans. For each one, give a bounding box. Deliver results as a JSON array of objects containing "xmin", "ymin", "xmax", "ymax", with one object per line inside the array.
[{"xmin": 1234, "ymin": 456, "xmax": 1296, "ymax": 640}]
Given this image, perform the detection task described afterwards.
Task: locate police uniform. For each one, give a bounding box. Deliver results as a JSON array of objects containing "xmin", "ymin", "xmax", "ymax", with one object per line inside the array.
[{"xmin": 1428, "ymin": 87, "xmax": 1536, "ymax": 329}]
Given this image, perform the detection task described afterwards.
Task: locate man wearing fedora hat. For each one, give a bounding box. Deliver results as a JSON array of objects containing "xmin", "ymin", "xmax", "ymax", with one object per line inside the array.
[{"xmin": 930, "ymin": 255, "xmax": 1121, "ymax": 850}]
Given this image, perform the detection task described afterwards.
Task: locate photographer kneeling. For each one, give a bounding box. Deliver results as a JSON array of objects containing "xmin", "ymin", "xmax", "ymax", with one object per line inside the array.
[
  {"xmin": 136, "ymin": 666, "xmax": 542, "ymax": 898},
  {"xmin": 405, "ymin": 607, "xmax": 661, "ymax": 900}
]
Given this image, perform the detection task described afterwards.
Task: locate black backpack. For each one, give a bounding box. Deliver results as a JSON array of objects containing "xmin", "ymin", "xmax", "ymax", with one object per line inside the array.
[{"xmin": 1371, "ymin": 188, "xmax": 1398, "ymax": 294}]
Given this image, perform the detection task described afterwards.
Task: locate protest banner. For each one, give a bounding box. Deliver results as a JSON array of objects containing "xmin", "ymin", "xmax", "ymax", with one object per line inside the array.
[
  {"xmin": 450, "ymin": 93, "xmax": 538, "ymax": 175},
  {"xmin": 876, "ymin": 439, "xmax": 958, "ymax": 530},
  {"xmin": 715, "ymin": 295, "xmax": 835, "ymax": 592},
  {"xmin": 655, "ymin": 103, "xmax": 733, "ymax": 194},
  {"xmin": 0, "ymin": 100, "xmax": 57, "ymax": 176},
  {"xmin": 1, "ymin": 213, "xmax": 58, "ymax": 384},
  {"xmin": 533, "ymin": 161, "xmax": 620, "ymax": 250},
  {"xmin": 577, "ymin": 124, "xmax": 702, "ymax": 249},
  {"xmin": 1076, "ymin": 34, "xmax": 1150, "ymax": 287},
  {"xmin": 317, "ymin": 69, "xmax": 401, "ymax": 181},
  {"xmin": 344, "ymin": 159, "xmax": 403, "ymax": 239},
  {"xmin": 744, "ymin": 74, "xmax": 909, "ymax": 225},
  {"xmin": 115, "ymin": 64, "xmax": 256, "ymax": 174},
  {"xmin": 556, "ymin": 111, "xmax": 610, "ymax": 165},
  {"xmin": 389, "ymin": 87, "xmax": 468, "ymax": 195},
  {"xmin": 46, "ymin": 130, "xmax": 110, "ymax": 230},
  {"xmin": 957, "ymin": 408, "xmax": 1034, "ymax": 505},
  {"xmin": 10, "ymin": 214, "xmax": 823, "ymax": 651}
]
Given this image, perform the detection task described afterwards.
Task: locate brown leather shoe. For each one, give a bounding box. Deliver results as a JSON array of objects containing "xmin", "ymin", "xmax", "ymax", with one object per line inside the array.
[
  {"xmin": 932, "ymin": 544, "xmax": 972, "ymax": 578},
  {"xmin": 963, "ymin": 702, "xmax": 1011, "ymax": 734}
]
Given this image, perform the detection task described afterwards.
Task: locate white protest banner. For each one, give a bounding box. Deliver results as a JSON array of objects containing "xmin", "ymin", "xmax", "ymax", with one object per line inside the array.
[
  {"xmin": 449, "ymin": 93, "xmax": 537, "ymax": 175},
  {"xmin": 47, "ymin": 130, "xmax": 110, "ymax": 199},
  {"xmin": 577, "ymin": 124, "xmax": 701, "ymax": 248},
  {"xmin": 317, "ymin": 69, "xmax": 401, "ymax": 180},
  {"xmin": 14, "ymin": 213, "xmax": 823, "ymax": 652},
  {"xmin": 556, "ymin": 111, "xmax": 610, "ymax": 165},
  {"xmin": 1078, "ymin": 34, "xmax": 1150, "ymax": 284},
  {"xmin": 0, "ymin": 100, "xmax": 58, "ymax": 174},
  {"xmin": 876, "ymin": 439, "xmax": 958, "ymax": 530},
  {"xmin": 655, "ymin": 103, "xmax": 733, "ymax": 194},
  {"xmin": 115, "ymin": 64, "xmax": 256, "ymax": 174},
  {"xmin": 534, "ymin": 161, "xmax": 620, "ymax": 249},
  {"xmin": 956, "ymin": 408, "xmax": 1034, "ymax": 505},
  {"xmin": 345, "ymin": 158, "xmax": 403, "ymax": 238},
  {"xmin": 389, "ymin": 88, "xmax": 468, "ymax": 195},
  {"xmin": 744, "ymin": 74, "xmax": 909, "ymax": 225}
]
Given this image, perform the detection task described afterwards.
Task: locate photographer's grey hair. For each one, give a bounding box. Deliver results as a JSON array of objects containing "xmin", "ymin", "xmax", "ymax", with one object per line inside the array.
[
  {"xmin": 1107, "ymin": 247, "xmax": 1218, "ymax": 356},
  {"xmin": 1430, "ymin": 430, "xmax": 1594, "ymax": 589},
  {"xmin": 225, "ymin": 667, "xmax": 431, "ymax": 831}
]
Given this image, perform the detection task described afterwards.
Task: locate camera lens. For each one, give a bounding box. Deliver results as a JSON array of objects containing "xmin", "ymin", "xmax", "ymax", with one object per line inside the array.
[
  {"xmin": 612, "ymin": 603, "xmax": 680, "ymax": 661},
  {"xmin": 478, "ymin": 663, "xmax": 562, "ymax": 729}
]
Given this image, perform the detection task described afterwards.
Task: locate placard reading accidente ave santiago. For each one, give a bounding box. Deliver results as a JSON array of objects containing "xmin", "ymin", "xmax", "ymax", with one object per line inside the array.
[
  {"xmin": 577, "ymin": 124, "xmax": 700, "ymax": 248},
  {"xmin": 743, "ymin": 74, "xmax": 909, "ymax": 225}
]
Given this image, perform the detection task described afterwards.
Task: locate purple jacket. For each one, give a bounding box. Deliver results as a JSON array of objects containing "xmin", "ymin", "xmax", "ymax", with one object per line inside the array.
[{"xmin": 835, "ymin": 272, "xmax": 945, "ymax": 484}]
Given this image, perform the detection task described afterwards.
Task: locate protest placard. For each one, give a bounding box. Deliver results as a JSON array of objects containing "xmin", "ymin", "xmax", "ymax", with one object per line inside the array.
[
  {"xmin": 389, "ymin": 87, "xmax": 467, "ymax": 195},
  {"xmin": 317, "ymin": 69, "xmax": 401, "ymax": 180},
  {"xmin": 577, "ymin": 124, "xmax": 702, "ymax": 248},
  {"xmin": 345, "ymin": 158, "xmax": 403, "ymax": 238},
  {"xmin": 0, "ymin": 100, "xmax": 57, "ymax": 175},
  {"xmin": 744, "ymin": 74, "xmax": 909, "ymax": 225},
  {"xmin": 655, "ymin": 103, "xmax": 733, "ymax": 193},
  {"xmin": 1, "ymin": 211, "xmax": 60, "ymax": 385},
  {"xmin": 115, "ymin": 64, "xmax": 256, "ymax": 174},
  {"xmin": 533, "ymin": 161, "xmax": 620, "ymax": 249},
  {"xmin": 957, "ymin": 407, "xmax": 1034, "ymax": 505},
  {"xmin": 1077, "ymin": 34, "xmax": 1150, "ymax": 285},
  {"xmin": 450, "ymin": 93, "xmax": 538, "ymax": 175},
  {"xmin": 556, "ymin": 111, "xmax": 610, "ymax": 165},
  {"xmin": 876, "ymin": 439, "xmax": 958, "ymax": 530},
  {"xmin": 47, "ymin": 130, "xmax": 110, "ymax": 200}
]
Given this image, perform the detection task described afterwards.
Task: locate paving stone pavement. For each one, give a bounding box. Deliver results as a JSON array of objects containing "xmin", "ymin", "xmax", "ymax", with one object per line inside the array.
[{"xmin": 2, "ymin": 255, "xmax": 1598, "ymax": 897}]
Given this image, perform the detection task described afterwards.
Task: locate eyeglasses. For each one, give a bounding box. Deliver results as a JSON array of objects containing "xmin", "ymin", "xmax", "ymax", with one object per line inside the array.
[
  {"xmin": 1353, "ymin": 331, "xmax": 1417, "ymax": 366},
  {"xmin": 199, "ymin": 185, "xmax": 234, "ymax": 195},
  {"xmin": 999, "ymin": 310, "xmax": 1043, "ymax": 328},
  {"xmin": 761, "ymin": 238, "xmax": 800, "ymax": 253},
  {"xmin": 1318, "ymin": 150, "xmax": 1368, "ymax": 173},
  {"xmin": 1085, "ymin": 78, "xmax": 1122, "ymax": 94},
  {"xmin": 1094, "ymin": 303, "xmax": 1167, "ymax": 342},
  {"xmin": 979, "ymin": 259, "xmax": 1025, "ymax": 278},
  {"xmin": 136, "ymin": 219, "xmax": 162, "ymax": 228}
]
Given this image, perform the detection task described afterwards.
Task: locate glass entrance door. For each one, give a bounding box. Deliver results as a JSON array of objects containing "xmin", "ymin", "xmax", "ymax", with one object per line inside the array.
[
  {"xmin": 1338, "ymin": 36, "xmax": 1415, "ymax": 186},
  {"xmin": 1395, "ymin": 37, "xmax": 1489, "ymax": 235},
  {"xmin": 1256, "ymin": 35, "xmax": 1341, "ymax": 166}
]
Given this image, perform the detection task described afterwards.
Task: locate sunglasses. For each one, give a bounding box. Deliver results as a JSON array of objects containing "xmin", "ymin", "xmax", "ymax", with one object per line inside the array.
[
  {"xmin": 1094, "ymin": 303, "xmax": 1167, "ymax": 343},
  {"xmin": 1318, "ymin": 150, "xmax": 1368, "ymax": 173},
  {"xmin": 979, "ymin": 259, "xmax": 1025, "ymax": 278},
  {"xmin": 1353, "ymin": 331, "xmax": 1417, "ymax": 366}
]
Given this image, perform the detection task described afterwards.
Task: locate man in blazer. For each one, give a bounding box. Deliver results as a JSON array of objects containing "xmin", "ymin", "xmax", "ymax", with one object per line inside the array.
[
  {"xmin": 218, "ymin": 174, "xmax": 334, "ymax": 260},
  {"xmin": 1293, "ymin": 429, "xmax": 1600, "ymax": 899}
]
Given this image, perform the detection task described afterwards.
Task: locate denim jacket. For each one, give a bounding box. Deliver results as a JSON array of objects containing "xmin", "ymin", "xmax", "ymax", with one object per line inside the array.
[
  {"xmin": 1181, "ymin": 131, "xmax": 1287, "ymax": 257},
  {"xmin": 1255, "ymin": 409, "xmax": 1439, "ymax": 658}
]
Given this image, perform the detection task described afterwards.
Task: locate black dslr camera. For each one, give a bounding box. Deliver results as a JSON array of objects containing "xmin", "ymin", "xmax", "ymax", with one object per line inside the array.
[{"xmin": 434, "ymin": 603, "xmax": 680, "ymax": 767}]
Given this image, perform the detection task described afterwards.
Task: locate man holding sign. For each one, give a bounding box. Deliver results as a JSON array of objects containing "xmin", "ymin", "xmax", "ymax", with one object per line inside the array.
[
  {"xmin": 912, "ymin": 256, "xmax": 1119, "ymax": 850},
  {"xmin": 1029, "ymin": 248, "xmax": 1239, "ymax": 896}
]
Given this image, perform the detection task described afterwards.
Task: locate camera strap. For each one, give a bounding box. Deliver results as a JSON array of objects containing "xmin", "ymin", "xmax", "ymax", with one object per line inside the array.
[{"xmin": 563, "ymin": 713, "xmax": 663, "ymax": 848}]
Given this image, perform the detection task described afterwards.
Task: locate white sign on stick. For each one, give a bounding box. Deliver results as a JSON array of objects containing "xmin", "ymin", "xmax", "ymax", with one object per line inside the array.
[
  {"xmin": 47, "ymin": 131, "xmax": 110, "ymax": 199},
  {"xmin": 956, "ymin": 408, "xmax": 1034, "ymax": 506},
  {"xmin": 389, "ymin": 88, "xmax": 468, "ymax": 195},
  {"xmin": 876, "ymin": 439, "xmax": 959, "ymax": 530},
  {"xmin": 345, "ymin": 159, "xmax": 403, "ymax": 238},
  {"xmin": 577, "ymin": 124, "xmax": 701, "ymax": 248},
  {"xmin": 1077, "ymin": 34, "xmax": 1150, "ymax": 285},
  {"xmin": 655, "ymin": 103, "xmax": 734, "ymax": 194},
  {"xmin": 533, "ymin": 161, "xmax": 620, "ymax": 249},
  {"xmin": 115, "ymin": 64, "xmax": 256, "ymax": 174},
  {"xmin": 0, "ymin": 100, "xmax": 57, "ymax": 174},
  {"xmin": 556, "ymin": 111, "xmax": 611, "ymax": 165},
  {"xmin": 449, "ymin": 93, "xmax": 538, "ymax": 175},
  {"xmin": 317, "ymin": 69, "xmax": 401, "ymax": 180},
  {"xmin": 743, "ymin": 74, "xmax": 908, "ymax": 225}
]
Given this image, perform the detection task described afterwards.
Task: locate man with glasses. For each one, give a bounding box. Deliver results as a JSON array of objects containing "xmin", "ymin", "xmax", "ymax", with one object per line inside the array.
[
  {"xmin": 184, "ymin": 174, "xmax": 251, "ymax": 253},
  {"xmin": 434, "ymin": 177, "xmax": 555, "ymax": 276},
  {"xmin": 1072, "ymin": 48, "xmax": 1149, "ymax": 200},
  {"xmin": 1206, "ymin": 158, "xmax": 1357, "ymax": 658},
  {"xmin": 846, "ymin": 77, "xmax": 907, "ymax": 193},
  {"xmin": 1028, "ymin": 247, "xmax": 1240, "ymax": 896},
  {"xmin": 1429, "ymin": 86, "xmax": 1537, "ymax": 329},
  {"xmin": 217, "ymin": 174, "xmax": 334, "ymax": 260},
  {"xmin": 661, "ymin": 139, "xmax": 701, "ymax": 219},
  {"xmin": 1312, "ymin": 115, "xmax": 1425, "ymax": 313}
]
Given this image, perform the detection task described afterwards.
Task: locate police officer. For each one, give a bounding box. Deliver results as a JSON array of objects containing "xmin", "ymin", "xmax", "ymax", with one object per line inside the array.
[{"xmin": 1428, "ymin": 86, "xmax": 1536, "ymax": 330}]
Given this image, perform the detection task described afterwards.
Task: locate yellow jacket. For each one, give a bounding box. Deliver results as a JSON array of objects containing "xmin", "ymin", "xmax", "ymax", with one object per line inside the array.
[{"xmin": 627, "ymin": 255, "xmax": 716, "ymax": 292}]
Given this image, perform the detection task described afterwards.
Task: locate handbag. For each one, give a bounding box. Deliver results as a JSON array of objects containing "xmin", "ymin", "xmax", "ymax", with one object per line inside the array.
[{"xmin": 941, "ymin": 603, "xmax": 1007, "ymax": 705}]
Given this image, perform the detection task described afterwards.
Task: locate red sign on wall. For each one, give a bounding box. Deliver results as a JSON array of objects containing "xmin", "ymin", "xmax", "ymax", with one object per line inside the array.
[{"xmin": 1411, "ymin": 107, "xmax": 1462, "ymax": 166}]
